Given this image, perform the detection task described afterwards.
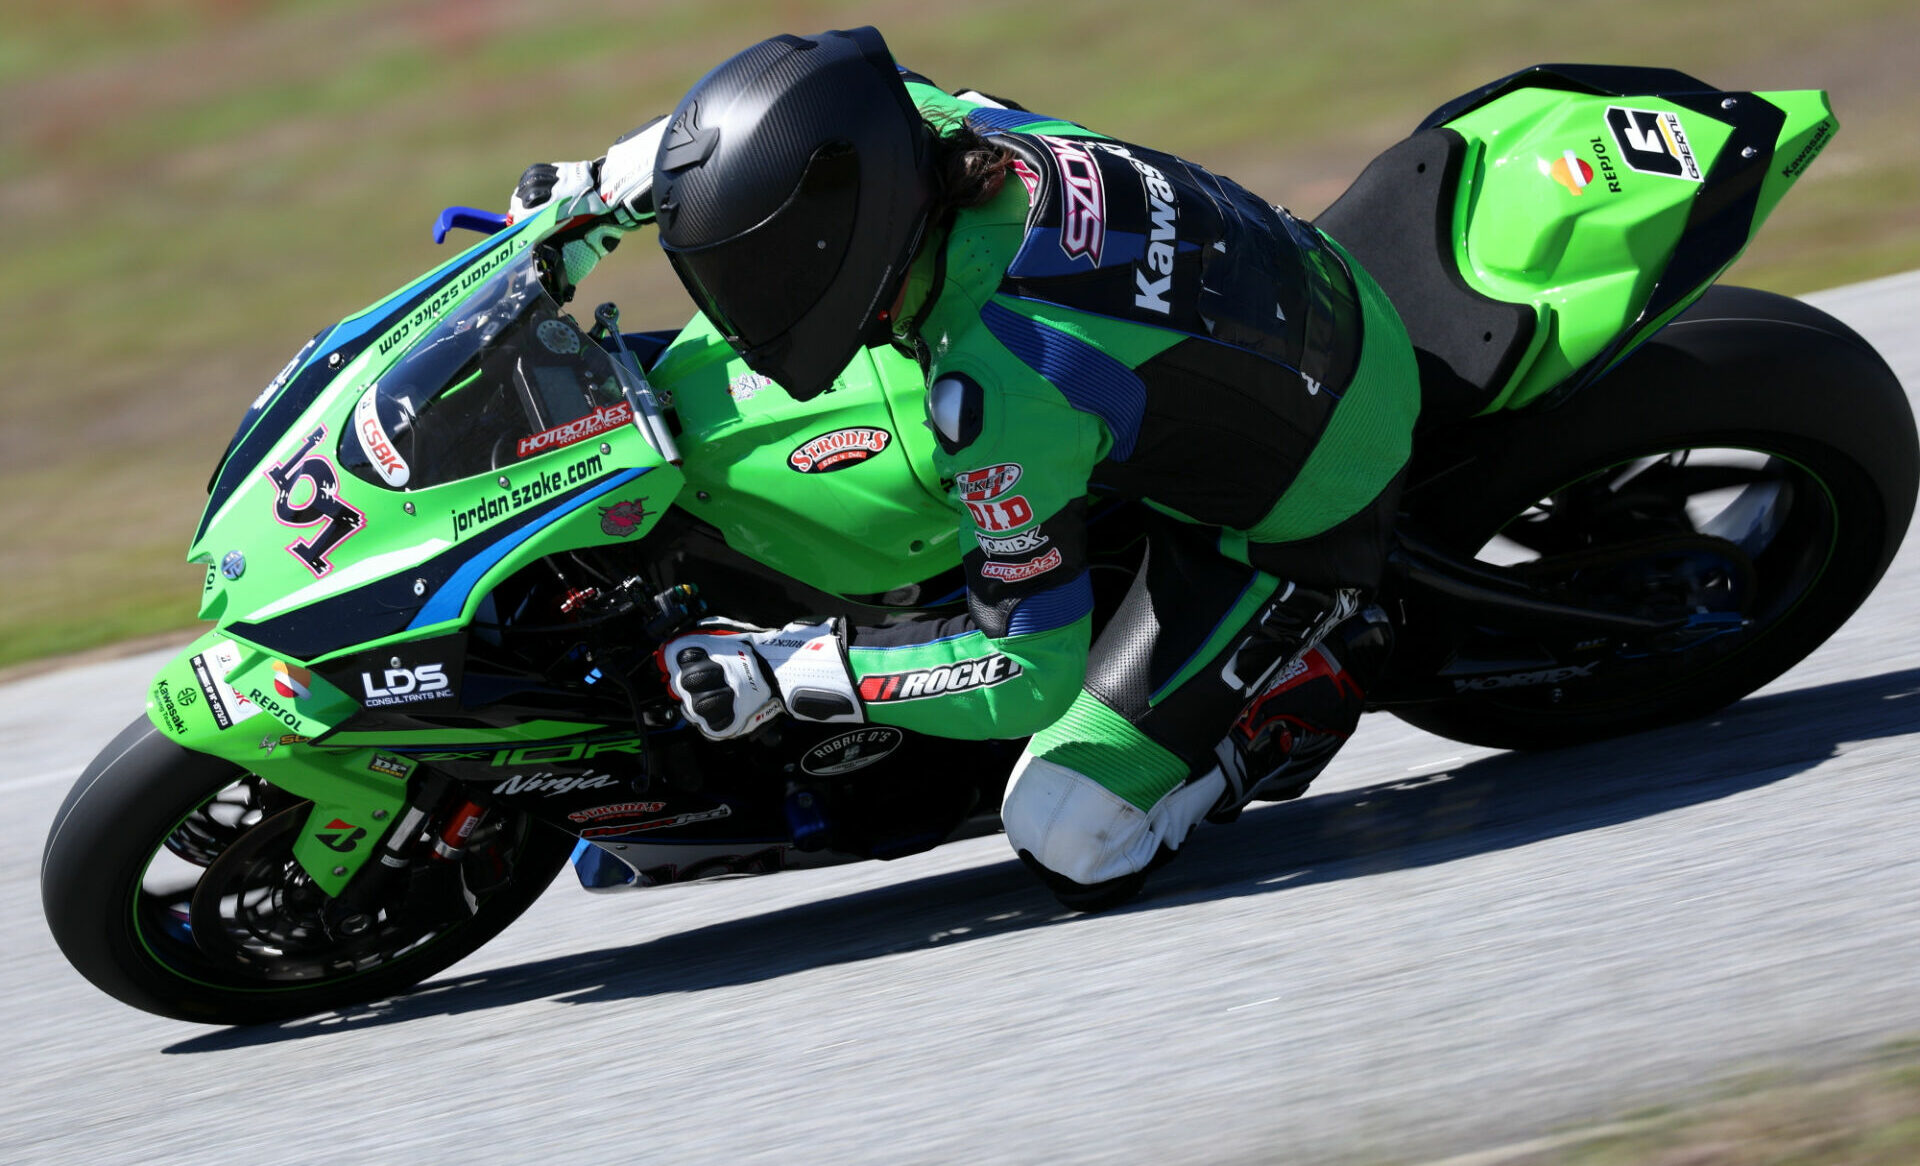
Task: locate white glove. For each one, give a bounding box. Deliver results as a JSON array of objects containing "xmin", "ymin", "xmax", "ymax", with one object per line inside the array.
[
  {"xmin": 657, "ymin": 619, "xmax": 863, "ymax": 740},
  {"xmin": 503, "ymin": 118, "xmax": 667, "ymax": 287}
]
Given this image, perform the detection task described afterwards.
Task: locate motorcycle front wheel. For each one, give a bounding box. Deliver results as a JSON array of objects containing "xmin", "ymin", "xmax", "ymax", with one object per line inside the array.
[{"xmin": 41, "ymin": 716, "xmax": 573, "ymax": 1025}]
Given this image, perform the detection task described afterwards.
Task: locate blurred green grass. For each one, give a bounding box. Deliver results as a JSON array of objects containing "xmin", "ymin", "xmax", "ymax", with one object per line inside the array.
[{"xmin": 4, "ymin": 0, "xmax": 1917, "ymax": 671}]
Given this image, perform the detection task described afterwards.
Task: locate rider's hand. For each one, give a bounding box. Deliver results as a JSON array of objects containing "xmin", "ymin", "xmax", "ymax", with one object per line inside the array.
[
  {"xmin": 504, "ymin": 118, "xmax": 669, "ymax": 288},
  {"xmin": 657, "ymin": 619, "xmax": 862, "ymax": 741},
  {"xmin": 506, "ymin": 159, "xmax": 603, "ymax": 225}
]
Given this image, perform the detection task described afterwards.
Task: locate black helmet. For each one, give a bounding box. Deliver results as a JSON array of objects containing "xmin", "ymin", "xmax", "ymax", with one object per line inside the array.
[{"xmin": 653, "ymin": 27, "xmax": 933, "ymax": 400}]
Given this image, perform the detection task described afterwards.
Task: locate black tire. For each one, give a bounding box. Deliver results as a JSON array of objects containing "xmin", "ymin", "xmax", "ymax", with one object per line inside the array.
[
  {"xmin": 1390, "ymin": 285, "xmax": 1918, "ymax": 749},
  {"xmin": 41, "ymin": 717, "xmax": 574, "ymax": 1025}
]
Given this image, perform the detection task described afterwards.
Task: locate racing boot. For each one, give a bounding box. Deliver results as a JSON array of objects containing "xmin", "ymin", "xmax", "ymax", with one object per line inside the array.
[{"xmin": 1206, "ymin": 605, "xmax": 1392, "ymax": 823}]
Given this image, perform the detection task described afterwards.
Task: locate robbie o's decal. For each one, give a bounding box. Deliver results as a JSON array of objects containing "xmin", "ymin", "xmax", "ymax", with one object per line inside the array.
[
  {"xmin": 802, "ymin": 726, "xmax": 906, "ymax": 776},
  {"xmin": 788, "ymin": 427, "xmax": 892, "ymax": 473},
  {"xmin": 1605, "ymin": 106, "xmax": 1702, "ymax": 182},
  {"xmin": 599, "ymin": 496, "xmax": 652, "ymax": 537},
  {"xmin": 956, "ymin": 462, "xmax": 1023, "ymax": 502},
  {"xmin": 980, "ymin": 546, "xmax": 1063, "ymax": 583},
  {"xmin": 354, "ymin": 388, "xmax": 411, "ymax": 487},
  {"xmin": 267, "ymin": 425, "xmax": 366, "ymax": 578},
  {"xmin": 858, "ymin": 655, "xmax": 1023, "ymax": 703},
  {"xmin": 518, "ymin": 401, "xmax": 633, "ymax": 459}
]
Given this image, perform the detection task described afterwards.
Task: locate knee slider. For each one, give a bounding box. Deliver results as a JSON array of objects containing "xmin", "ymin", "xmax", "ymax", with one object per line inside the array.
[{"xmin": 1000, "ymin": 755, "xmax": 1163, "ymax": 888}]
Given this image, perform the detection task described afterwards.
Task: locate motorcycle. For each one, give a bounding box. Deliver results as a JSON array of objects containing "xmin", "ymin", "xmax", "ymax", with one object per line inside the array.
[{"xmin": 42, "ymin": 65, "xmax": 1916, "ymax": 1024}]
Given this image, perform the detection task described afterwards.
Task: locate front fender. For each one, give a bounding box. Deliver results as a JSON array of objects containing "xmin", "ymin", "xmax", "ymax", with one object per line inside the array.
[{"xmin": 146, "ymin": 630, "xmax": 410, "ymax": 896}]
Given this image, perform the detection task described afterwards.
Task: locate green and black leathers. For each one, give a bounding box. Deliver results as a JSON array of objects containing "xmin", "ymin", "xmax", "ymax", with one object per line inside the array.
[{"xmin": 842, "ymin": 82, "xmax": 1419, "ymax": 793}]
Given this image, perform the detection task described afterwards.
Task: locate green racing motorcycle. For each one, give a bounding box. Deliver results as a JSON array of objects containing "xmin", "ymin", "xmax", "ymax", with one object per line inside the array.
[{"xmin": 42, "ymin": 65, "xmax": 1917, "ymax": 1024}]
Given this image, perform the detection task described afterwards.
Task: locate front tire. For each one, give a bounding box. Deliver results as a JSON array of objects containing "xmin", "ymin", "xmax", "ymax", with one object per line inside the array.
[
  {"xmin": 41, "ymin": 717, "xmax": 573, "ymax": 1025},
  {"xmin": 1390, "ymin": 286, "xmax": 1918, "ymax": 748}
]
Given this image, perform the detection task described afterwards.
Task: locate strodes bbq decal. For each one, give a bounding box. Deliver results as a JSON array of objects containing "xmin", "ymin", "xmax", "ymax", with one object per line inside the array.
[{"xmin": 788, "ymin": 428, "xmax": 891, "ymax": 473}]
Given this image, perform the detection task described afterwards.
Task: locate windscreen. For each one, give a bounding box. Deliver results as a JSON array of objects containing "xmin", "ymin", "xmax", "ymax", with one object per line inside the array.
[{"xmin": 340, "ymin": 253, "xmax": 629, "ymax": 490}]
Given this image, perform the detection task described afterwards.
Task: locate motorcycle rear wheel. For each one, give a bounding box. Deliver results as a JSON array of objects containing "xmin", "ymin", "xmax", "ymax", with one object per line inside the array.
[
  {"xmin": 41, "ymin": 716, "xmax": 573, "ymax": 1025},
  {"xmin": 1390, "ymin": 286, "xmax": 1918, "ymax": 749}
]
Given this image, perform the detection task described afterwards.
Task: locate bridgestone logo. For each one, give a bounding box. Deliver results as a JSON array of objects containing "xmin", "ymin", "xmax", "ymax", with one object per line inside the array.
[{"xmin": 859, "ymin": 656, "xmax": 1023, "ymax": 702}]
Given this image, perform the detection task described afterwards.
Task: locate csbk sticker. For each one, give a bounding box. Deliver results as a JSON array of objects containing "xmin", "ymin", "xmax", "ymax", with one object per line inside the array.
[
  {"xmin": 788, "ymin": 427, "xmax": 891, "ymax": 473},
  {"xmin": 859, "ymin": 655, "xmax": 1023, "ymax": 702},
  {"xmin": 956, "ymin": 462, "xmax": 1023, "ymax": 502},
  {"xmin": 354, "ymin": 388, "xmax": 411, "ymax": 487}
]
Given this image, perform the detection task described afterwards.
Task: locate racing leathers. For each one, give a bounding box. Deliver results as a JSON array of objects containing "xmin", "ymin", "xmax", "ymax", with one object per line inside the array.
[{"xmin": 825, "ymin": 81, "xmax": 1421, "ymax": 904}]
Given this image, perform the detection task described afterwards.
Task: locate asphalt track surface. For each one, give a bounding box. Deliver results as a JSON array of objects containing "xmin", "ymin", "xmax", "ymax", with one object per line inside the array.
[{"xmin": 5, "ymin": 271, "xmax": 1918, "ymax": 1165}]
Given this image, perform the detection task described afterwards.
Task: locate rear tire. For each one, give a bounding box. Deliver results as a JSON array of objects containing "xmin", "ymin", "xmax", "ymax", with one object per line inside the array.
[
  {"xmin": 1390, "ymin": 286, "xmax": 1917, "ymax": 749},
  {"xmin": 41, "ymin": 717, "xmax": 573, "ymax": 1025}
]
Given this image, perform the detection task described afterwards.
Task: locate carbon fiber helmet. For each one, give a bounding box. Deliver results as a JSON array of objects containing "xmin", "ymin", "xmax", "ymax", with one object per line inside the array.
[{"xmin": 653, "ymin": 27, "xmax": 933, "ymax": 400}]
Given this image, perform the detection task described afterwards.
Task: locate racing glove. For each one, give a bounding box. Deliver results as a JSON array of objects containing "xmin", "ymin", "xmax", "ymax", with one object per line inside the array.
[
  {"xmin": 658, "ymin": 619, "xmax": 863, "ymax": 740},
  {"xmin": 505, "ymin": 116, "xmax": 668, "ymax": 286}
]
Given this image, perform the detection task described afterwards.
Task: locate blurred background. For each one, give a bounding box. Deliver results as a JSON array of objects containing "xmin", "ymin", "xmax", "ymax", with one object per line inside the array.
[{"xmin": 3, "ymin": 0, "xmax": 1915, "ymax": 673}]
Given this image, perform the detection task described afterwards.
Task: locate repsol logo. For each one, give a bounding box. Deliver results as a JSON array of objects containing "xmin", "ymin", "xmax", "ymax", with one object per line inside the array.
[{"xmin": 1451, "ymin": 664, "xmax": 1598, "ymax": 692}]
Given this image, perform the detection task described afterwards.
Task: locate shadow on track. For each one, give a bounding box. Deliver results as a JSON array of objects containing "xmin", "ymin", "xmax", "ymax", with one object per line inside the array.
[{"xmin": 165, "ymin": 666, "xmax": 1920, "ymax": 1052}]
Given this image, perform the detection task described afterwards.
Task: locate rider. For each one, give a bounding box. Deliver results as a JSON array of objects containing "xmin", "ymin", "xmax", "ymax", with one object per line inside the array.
[{"xmin": 508, "ymin": 27, "xmax": 1420, "ymax": 910}]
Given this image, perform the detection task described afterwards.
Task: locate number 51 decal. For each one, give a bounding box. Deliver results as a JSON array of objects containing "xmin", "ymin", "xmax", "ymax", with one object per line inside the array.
[{"xmin": 265, "ymin": 425, "xmax": 366, "ymax": 577}]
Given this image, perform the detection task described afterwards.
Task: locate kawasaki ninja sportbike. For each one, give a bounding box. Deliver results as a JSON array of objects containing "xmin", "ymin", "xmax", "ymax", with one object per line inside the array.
[{"xmin": 43, "ymin": 66, "xmax": 1916, "ymax": 1024}]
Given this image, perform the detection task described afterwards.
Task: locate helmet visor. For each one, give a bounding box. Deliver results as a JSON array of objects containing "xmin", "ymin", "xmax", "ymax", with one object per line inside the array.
[{"xmin": 664, "ymin": 144, "xmax": 863, "ymax": 367}]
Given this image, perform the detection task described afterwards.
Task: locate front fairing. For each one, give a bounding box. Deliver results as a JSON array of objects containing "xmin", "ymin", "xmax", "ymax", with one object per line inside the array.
[{"xmin": 188, "ymin": 206, "xmax": 682, "ymax": 670}]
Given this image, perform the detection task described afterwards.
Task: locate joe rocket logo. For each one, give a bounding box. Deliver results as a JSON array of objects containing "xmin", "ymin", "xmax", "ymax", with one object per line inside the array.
[
  {"xmin": 788, "ymin": 428, "xmax": 891, "ymax": 473},
  {"xmin": 858, "ymin": 655, "xmax": 1023, "ymax": 703}
]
